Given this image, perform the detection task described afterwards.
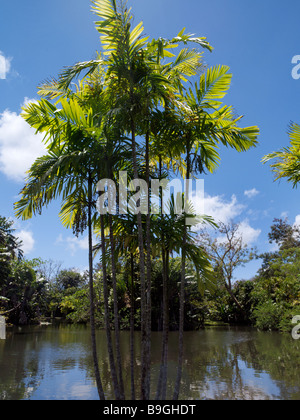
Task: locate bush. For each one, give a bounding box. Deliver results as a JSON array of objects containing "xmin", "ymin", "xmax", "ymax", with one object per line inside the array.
[
  {"xmin": 279, "ymin": 305, "xmax": 300, "ymax": 333},
  {"xmin": 252, "ymin": 300, "xmax": 285, "ymax": 331}
]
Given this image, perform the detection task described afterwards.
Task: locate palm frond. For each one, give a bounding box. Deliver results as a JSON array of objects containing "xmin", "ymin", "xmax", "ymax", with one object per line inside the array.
[
  {"xmin": 196, "ymin": 65, "xmax": 232, "ymax": 108},
  {"xmin": 262, "ymin": 122, "xmax": 300, "ymax": 187},
  {"xmin": 57, "ymin": 59, "xmax": 104, "ymax": 91}
]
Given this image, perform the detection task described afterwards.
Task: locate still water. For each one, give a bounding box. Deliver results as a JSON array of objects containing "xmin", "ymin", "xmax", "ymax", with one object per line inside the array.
[{"xmin": 0, "ymin": 325, "xmax": 300, "ymax": 400}]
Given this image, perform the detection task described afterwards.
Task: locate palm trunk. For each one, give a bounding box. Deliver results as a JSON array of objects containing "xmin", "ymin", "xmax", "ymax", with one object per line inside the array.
[
  {"xmin": 130, "ymin": 252, "xmax": 136, "ymax": 400},
  {"xmin": 100, "ymin": 214, "xmax": 121, "ymax": 400},
  {"xmin": 155, "ymin": 248, "xmax": 169, "ymax": 400},
  {"xmin": 108, "ymin": 213, "xmax": 125, "ymax": 399},
  {"xmin": 145, "ymin": 129, "xmax": 152, "ymax": 399},
  {"xmin": 156, "ymin": 157, "xmax": 169, "ymax": 400},
  {"xmin": 130, "ymin": 118, "xmax": 148, "ymax": 400},
  {"xmin": 173, "ymin": 234, "xmax": 186, "ymax": 400},
  {"xmin": 161, "ymin": 250, "xmax": 169, "ymax": 399},
  {"xmin": 87, "ymin": 176, "xmax": 105, "ymax": 400},
  {"xmin": 173, "ymin": 146, "xmax": 190, "ymax": 400}
]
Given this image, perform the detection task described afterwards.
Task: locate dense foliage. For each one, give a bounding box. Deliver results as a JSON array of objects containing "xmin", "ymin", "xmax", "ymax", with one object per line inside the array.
[{"xmin": 2, "ymin": 216, "xmax": 300, "ymax": 335}]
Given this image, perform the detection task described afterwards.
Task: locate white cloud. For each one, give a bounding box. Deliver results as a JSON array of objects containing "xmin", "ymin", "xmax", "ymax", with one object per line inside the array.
[
  {"xmin": 236, "ymin": 220, "xmax": 261, "ymax": 245},
  {"xmin": 294, "ymin": 214, "xmax": 300, "ymax": 227},
  {"xmin": 192, "ymin": 192, "xmax": 261, "ymax": 245},
  {"xmin": 202, "ymin": 193, "xmax": 245, "ymax": 224},
  {"xmin": 56, "ymin": 234, "xmax": 89, "ymax": 256},
  {"xmin": 16, "ymin": 230, "xmax": 35, "ymax": 255},
  {"xmin": 9, "ymin": 219, "xmax": 35, "ymax": 255},
  {"xmin": 0, "ymin": 52, "xmax": 11, "ymax": 79},
  {"xmin": 244, "ymin": 188, "xmax": 259, "ymax": 199},
  {"xmin": 0, "ymin": 100, "xmax": 46, "ymax": 182}
]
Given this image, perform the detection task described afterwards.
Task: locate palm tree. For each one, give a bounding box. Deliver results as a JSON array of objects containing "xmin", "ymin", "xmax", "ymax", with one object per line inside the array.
[
  {"xmin": 152, "ymin": 194, "xmax": 215, "ymax": 400},
  {"xmin": 52, "ymin": 0, "xmax": 214, "ymax": 398},
  {"xmin": 105, "ymin": 211, "xmax": 140, "ymax": 400},
  {"xmin": 18, "ymin": 66, "xmax": 141, "ymax": 399},
  {"xmin": 156, "ymin": 64, "xmax": 260, "ymax": 400},
  {"xmin": 262, "ymin": 122, "xmax": 300, "ymax": 187},
  {"xmin": 14, "ymin": 92, "xmax": 112, "ymax": 400}
]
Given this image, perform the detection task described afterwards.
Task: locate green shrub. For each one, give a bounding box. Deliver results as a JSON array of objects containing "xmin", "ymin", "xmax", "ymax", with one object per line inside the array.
[
  {"xmin": 252, "ymin": 300, "xmax": 285, "ymax": 331},
  {"xmin": 279, "ymin": 305, "xmax": 300, "ymax": 333}
]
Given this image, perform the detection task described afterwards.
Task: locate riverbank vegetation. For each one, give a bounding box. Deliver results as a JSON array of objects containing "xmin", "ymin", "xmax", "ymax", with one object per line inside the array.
[{"xmin": 2, "ymin": 216, "xmax": 300, "ymax": 335}]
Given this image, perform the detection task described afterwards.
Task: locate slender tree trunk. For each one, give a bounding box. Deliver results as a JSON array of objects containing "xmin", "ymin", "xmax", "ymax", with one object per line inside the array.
[
  {"xmin": 130, "ymin": 252, "xmax": 136, "ymax": 400},
  {"xmin": 87, "ymin": 176, "xmax": 105, "ymax": 400},
  {"xmin": 173, "ymin": 147, "xmax": 190, "ymax": 400},
  {"xmin": 173, "ymin": 235, "xmax": 186, "ymax": 400},
  {"xmin": 130, "ymin": 118, "xmax": 148, "ymax": 400},
  {"xmin": 162, "ymin": 250, "xmax": 169, "ymax": 399},
  {"xmin": 224, "ymin": 282, "xmax": 246, "ymax": 318},
  {"xmin": 145, "ymin": 130, "xmax": 152, "ymax": 398},
  {"xmin": 100, "ymin": 214, "xmax": 121, "ymax": 400},
  {"xmin": 156, "ymin": 157, "xmax": 169, "ymax": 400},
  {"xmin": 109, "ymin": 213, "xmax": 125, "ymax": 399},
  {"xmin": 155, "ymin": 248, "xmax": 169, "ymax": 400}
]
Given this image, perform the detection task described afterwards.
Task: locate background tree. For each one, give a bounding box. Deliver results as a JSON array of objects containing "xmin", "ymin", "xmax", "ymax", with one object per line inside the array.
[
  {"xmin": 197, "ymin": 221, "xmax": 254, "ymax": 320},
  {"xmin": 251, "ymin": 218, "xmax": 300, "ymax": 331}
]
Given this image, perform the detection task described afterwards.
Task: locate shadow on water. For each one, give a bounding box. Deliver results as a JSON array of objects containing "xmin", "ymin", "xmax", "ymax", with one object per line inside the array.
[{"xmin": 0, "ymin": 324, "xmax": 300, "ymax": 400}]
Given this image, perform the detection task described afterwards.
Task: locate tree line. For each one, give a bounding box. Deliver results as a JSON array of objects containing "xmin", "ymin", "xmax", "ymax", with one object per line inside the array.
[{"xmin": 2, "ymin": 215, "xmax": 300, "ymax": 331}]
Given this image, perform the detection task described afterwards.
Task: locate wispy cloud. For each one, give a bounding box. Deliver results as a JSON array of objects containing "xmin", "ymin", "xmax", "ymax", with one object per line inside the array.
[
  {"xmin": 0, "ymin": 51, "xmax": 12, "ymax": 80},
  {"xmin": 244, "ymin": 188, "xmax": 260, "ymax": 199},
  {"xmin": 56, "ymin": 234, "xmax": 89, "ymax": 256}
]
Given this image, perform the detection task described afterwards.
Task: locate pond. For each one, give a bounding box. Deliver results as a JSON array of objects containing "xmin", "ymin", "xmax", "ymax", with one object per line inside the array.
[{"xmin": 0, "ymin": 324, "xmax": 299, "ymax": 400}]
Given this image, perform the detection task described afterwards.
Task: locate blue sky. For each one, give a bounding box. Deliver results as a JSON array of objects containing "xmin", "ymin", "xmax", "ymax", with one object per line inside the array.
[{"xmin": 0, "ymin": 0, "xmax": 300, "ymax": 279}]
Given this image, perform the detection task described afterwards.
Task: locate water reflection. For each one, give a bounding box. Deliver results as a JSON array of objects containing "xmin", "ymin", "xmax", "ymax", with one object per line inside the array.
[
  {"xmin": 0, "ymin": 325, "xmax": 299, "ymax": 400},
  {"xmin": 0, "ymin": 316, "xmax": 5, "ymax": 340}
]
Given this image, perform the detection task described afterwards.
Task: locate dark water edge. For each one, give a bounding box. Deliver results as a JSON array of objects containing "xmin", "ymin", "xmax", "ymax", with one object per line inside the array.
[{"xmin": 0, "ymin": 324, "xmax": 300, "ymax": 400}]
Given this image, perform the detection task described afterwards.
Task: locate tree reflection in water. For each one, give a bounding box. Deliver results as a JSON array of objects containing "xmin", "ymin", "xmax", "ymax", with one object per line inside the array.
[{"xmin": 0, "ymin": 325, "xmax": 300, "ymax": 400}]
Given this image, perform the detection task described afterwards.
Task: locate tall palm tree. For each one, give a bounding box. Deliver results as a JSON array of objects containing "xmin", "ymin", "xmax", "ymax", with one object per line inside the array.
[
  {"xmin": 14, "ymin": 92, "xmax": 121, "ymax": 400},
  {"xmin": 15, "ymin": 144, "xmax": 106, "ymax": 400},
  {"xmin": 262, "ymin": 122, "xmax": 300, "ymax": 187},
  {"xmin": 105, "ymin": 211, "xmax": 140, "ymax": 401},
  {"xmin": 152, "ymin": 194, "xmax": 215, "ymax": 400},
  {"xmin": 52, "ymin": 0, "xmax": 214, "ymax": 398},
  {"xmin": 18, "ymin": 69, "xmax": 140, "ymax": 399},
  {"xmin": 155, "ymin": 64, "xmax": 260, "ymax": 400}
]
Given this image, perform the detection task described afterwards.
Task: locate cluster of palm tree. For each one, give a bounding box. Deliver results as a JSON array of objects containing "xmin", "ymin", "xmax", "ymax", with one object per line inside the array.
[{"xmin": 14, "ymin": 0, "xmax": 259, "ymax": 400}]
